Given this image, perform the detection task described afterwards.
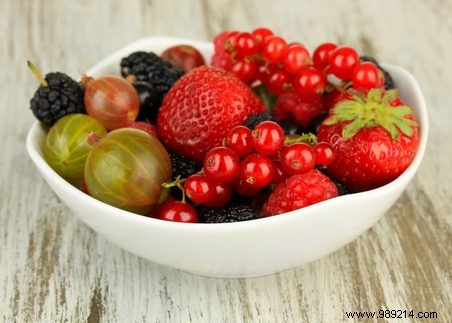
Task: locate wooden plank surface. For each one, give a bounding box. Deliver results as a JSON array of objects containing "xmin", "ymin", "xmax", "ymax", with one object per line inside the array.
[{"xmin": 1, "ymin": 0, "xmax": 451, "ymax": 322}]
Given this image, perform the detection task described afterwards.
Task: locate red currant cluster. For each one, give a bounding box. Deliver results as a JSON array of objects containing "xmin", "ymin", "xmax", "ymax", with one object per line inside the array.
[
  {"xmin": 158, "ymin": 121, "xmax": 335, "ymax": 222},
  {"xmin": 211, "ymin": 28, "xmax": 385, "ymax": 97}
]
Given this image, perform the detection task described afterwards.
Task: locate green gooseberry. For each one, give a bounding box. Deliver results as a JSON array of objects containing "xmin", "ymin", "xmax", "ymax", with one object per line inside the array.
[{"xmin": 44, "ymin": 114, "xmax": 107, "ymax": 186}]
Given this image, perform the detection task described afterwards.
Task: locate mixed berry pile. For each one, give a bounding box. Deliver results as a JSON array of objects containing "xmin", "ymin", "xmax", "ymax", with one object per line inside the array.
[{"xmin": 29, "ymin": 28, "xmax": 420, "ymax": 223}]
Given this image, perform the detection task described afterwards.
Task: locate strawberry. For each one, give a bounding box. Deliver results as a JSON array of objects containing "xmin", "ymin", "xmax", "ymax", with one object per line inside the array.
[
  {"xmin": 317, "ymin": 88, "xmax": 419, "ymax": 192},
  {"xmin": 263, "ymin": 169, "xmax": 338, "ymax": 216},
  {"xmin": 157, "ymin": 66, "xmax": 265, "ymax": 161}
]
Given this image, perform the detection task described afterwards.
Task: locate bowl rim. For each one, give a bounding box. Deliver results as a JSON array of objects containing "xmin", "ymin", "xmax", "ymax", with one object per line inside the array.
[{"xmin": 26, "ymin": 37, "xmax": 429, "ymax": 233}]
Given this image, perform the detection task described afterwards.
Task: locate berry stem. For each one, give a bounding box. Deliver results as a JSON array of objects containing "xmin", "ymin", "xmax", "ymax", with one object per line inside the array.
[
  {"xmin": 162, "ymin": 176, "xmax": 187, "ymax": 188},
  {"xmin": 158, "ymin": 187, "xmax": 170, "ymax": 204},
  {"xmin": 125, "ymin": 75, "xmax": 137, "ymax": 83},
  {"xmin": 284, "ymin": 133, "xmax": 318, "ymax": 146},
  {"xmin": 81, "ymin": 75, "xmax": 94, "ymax": 88},
  {"xmin": 27, "ymin": 61, "xmax": 48, "ymax": 87},
  {"xmin": 162, "ymin": 176, "xmax": 188, "ymax": 203}
]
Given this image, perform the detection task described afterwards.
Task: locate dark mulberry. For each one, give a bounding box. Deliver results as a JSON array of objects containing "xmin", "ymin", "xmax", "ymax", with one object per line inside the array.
[
  {"xmin": 30, "ymin": 72, "xmax": 84, "ymax": 127},
  {"xmin": 243, "ymin": 111, "xmax": 273, "ymax": 129},
  {"xmin": 120, "ymin": 51, "xmax": 184, "ymax": 107},
  {"xmin": 201, "ymin": 204, "xmax": 257, "ymax": 223}
]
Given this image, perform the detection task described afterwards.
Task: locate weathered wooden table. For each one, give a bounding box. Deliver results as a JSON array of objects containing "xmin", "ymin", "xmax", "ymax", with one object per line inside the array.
[{"xmin": 1, "ymin": 0, "xmax": 450, "ymax": 322}]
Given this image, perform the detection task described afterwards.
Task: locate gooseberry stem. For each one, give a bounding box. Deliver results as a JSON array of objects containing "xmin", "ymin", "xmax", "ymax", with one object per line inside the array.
[
  {"xmin": 27, "ymin": 61, "xmax": 48, "ymax": 87},
  {"xmin": 125, "ymin": 75, "xmax": 137, "ymax": 83},
  {"xmin": 81, "ymin": 75, "xmax": 93, "ymax": 88}
]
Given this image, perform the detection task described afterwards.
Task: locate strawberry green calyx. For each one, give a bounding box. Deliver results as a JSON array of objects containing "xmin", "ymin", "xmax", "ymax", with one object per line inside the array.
[{"xmin": 324, "ymin": 88, "xmax": 418, "ymax": 140}]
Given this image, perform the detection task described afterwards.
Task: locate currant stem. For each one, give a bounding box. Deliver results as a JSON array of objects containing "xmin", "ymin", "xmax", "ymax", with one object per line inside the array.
[
  {"xmin": 284, "ymin": 133, "xmax": 318, "ymax": 146},
  {"xmin": 181, "ymin": 184, "xmax": 187, "ymax": 204},
  {"xmin": 162, "ymin": 176, "xmax": 186, "ymax": 189},
  {"xmin": 158, "ymin": 187, "xmax": 170, "ymax": 205},
  {"xmin": 162, "ymin": 176, "xmax": 188, "ymax": 203},
  {"xmin": 27, "ymin": 61, "xmax": 48, "ymax": 87}
]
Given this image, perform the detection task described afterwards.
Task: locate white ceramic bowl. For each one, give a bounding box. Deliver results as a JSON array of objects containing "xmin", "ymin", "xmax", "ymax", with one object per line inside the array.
[{"xmin": 26, "ymin": 37, "xmax": 428, "ymax": 278}]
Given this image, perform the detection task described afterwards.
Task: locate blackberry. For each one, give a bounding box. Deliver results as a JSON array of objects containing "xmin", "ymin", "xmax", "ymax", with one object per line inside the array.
[
  {"xmin": 276, "ymin": 119, "xmax": 301, "ymax": 135},
  {"xmin": 201, "ymin": 204, "xmax": 257, "ymax": 223},
  {"xmin": 28, "ymin": 62, "xmax": 84, "ymax": 127},
  {"xmin": 360, "ymin": 55, "xmax": 395, "ymax": 90},
  {"xmin": 333, "ymin": 179, "xmax": 350, "ymax": 196},
  {"xmin": 169, "ymin": 153, "xmax": 199, "ymax": 199},
  {"xmin": 120, "ymin": 51, "xmax": 184, "ymax": 107},
  {"xmin": 306, "ymin": 114, "xmax": 327, "ymax": 134},
  {"xmin": 170, "ymin": 153, "xmax": 199, "ymax": 179},
  {"xmin": 243, "ymin": 111, "xmax": 273, "ymax": 129}
]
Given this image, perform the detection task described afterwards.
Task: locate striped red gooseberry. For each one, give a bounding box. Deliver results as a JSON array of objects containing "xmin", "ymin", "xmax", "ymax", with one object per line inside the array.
[{"xmin": 84, "ymin": 128, "xmax": 172, "ymax": 215}]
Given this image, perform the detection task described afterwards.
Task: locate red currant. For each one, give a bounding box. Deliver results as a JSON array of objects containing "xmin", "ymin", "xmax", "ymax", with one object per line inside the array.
[
  {"xmin": 236, "ymin": 32, "xmax": 259, "ymax": 56},
  {"xmin": 261, "ymin": 36, "xmax": 287, "ymax": 63},
  {"xmin": 214, "ymin": 30, "xmax": 231, "ymax": 50},
  {"xmin": 224, "ymin": 31, "xmax": 240, "ymax": 52},
  {"xmin": 255, "ymin": 61, "xmax": 277, "ymax": 84},
  {"xmin": 231, "ymin": 57, "xmax": 257, "ymax": 84},
  {"xmin": 293, "ymin": 67, "xmax": 327, "ymax": 101},
  {"xmin": 282, "ymin": 44, "xmax": 311, "ymax": 75},
  {"xmin": 233, "ymin": 178, "xmax": 261, "ymax": 196},
  {"xmin": 205, "ymin": 182, "xmax": 232, "ymax": 207},
  {"xmin": 291, "ymin": 98, "xmax": 325, "ymax": 129},
  {"xmin": 147, "ymin": 195, "xmax": 176, "ymax": 218},
  {"xmin": 203, "ymin": 147, "xmax": 239, "ymax": 184},
  {"xmin": 225, "ymin": 126, "xmax": 253, "ymax": 157},
  {"xmin": 314, "ymin": 142, "xmax": 335, "ymax": 167},
  {"xmin": 272, "ymin": 101, "xmax": 292, "ymax": 121},
  {"xmin": 328, "ymin": 46, "xmax": 359, "ymax": 80},
  {"xmin": 184, "ymin": 174, "xmax": 214, "ymax": 204},
  {"xmin": 271, "ymin": 164, "xmax": 289, "ymax": 184},
  {"xmin": 159, "ymin": 200, "xmax": 198, "ymax": 223},
  {"xmin": 252, "ymin": 121, "xmax": 285, "ymax": 155},
  {"xmin": 239, "ymin": 154, "xmax": 275, "ymax": 189},
  {"xmin": 280, "ymin": 143, "xmax": 315, "ymax": 175},
  {"xmin": 252, "ymin": 27, "xmax": 274, "ymax": 47},
  {"xmin": 211, "ymin": 50, "xmax": 233, "ymax": 70},
  {"xmin": 352, "ymin": 62, "xmax": 383, "ymax": 91},
  {"xmin": 312, "ymin": 42, "xmax": 337, "ymax": 70},
  {"xmin": 266, "ymin": 68, "xmax": 293, "ymax": 95}
]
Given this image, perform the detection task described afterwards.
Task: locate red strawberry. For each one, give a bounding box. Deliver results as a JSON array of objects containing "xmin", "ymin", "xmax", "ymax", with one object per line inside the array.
[
  {"xmin": 317, "ymin": 88, "xmax": 419, "ymax": 192},
  {"xmin": 263, "ymin": 169, "xmax": 338, "ymax": 216},
  {"xmin": 157, "ymin": 66, "xmax": 265, "ymax": 161}
]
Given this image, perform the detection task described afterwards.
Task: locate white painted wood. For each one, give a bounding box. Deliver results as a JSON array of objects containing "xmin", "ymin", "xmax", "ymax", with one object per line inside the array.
[{"xmin": 0, "ymin": 0, "xmax": 451, "ymax": 322}]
